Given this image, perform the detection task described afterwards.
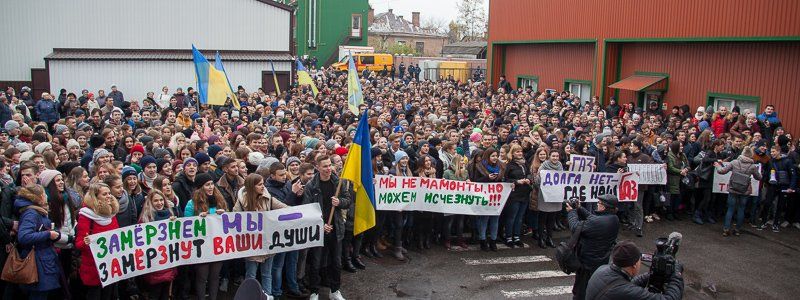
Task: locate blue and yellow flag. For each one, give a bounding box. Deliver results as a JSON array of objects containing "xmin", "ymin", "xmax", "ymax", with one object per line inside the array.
[
  {"xmin": 192, "ymin": 45, "xmax": 239, "ymax": 109},
  {"xmin": 346, "ymin": 53, "xmax": 364, "ymax": 115},
  {"xmin": 296, "ymin": 59, "xmax": 319, "ymax": 96},
  {"xmin": 214, "ymin": 51, "xmax": 241, "ymax": 109},
  {"xmin": 340, "ymin": 111, "xmax": 375, "ymax": 235},
  {"xmin": 270, "ymin": 60, "xmax": 282, "ymax": 95}
]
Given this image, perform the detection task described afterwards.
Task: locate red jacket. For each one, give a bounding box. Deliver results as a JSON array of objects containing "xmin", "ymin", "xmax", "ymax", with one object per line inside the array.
[
  {"xmin": 75, "ymin": 213, "xmax": 119, "ymax": 287},
  {"xmin": 711, "ymin": 117, "xmax": 727, "ymax": 136}
]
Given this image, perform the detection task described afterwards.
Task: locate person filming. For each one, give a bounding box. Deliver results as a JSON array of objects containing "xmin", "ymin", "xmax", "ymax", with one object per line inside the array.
[
  {"xmin": 585, "ymin": 241, "xmax": 684, "ymax": 300},
  {"xmin": 566, "ymin": 194, "xmax": 620, "ymax": 300}
]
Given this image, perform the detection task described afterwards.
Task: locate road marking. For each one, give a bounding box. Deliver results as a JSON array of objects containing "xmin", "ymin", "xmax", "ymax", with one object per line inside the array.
[
  {"xmin": 501, "ymin": 286, "xmax": 573, "ymax": 298},
  {"xmin": 448, "ymin": 243, "xmax": 530, "ymax": 252},
  {"xmin": 481, "ymin": 270, "xmax": 573, "ymax": 282},
  {"xmin": 462, "ymin": 255, "xmax": 551, "ymax": 265}
]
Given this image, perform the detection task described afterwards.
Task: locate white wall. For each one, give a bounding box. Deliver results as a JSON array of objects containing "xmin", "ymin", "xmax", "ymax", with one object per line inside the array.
[
  {"xmin": 0, "ymin": 0, "xmax": 291, "ymax": 81},
  {"xmin": 48, "ymin": 60, "xmax": 291, "ymax": 103}
]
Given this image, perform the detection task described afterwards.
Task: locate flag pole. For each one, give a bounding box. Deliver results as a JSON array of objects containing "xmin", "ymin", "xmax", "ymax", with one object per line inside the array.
[{"xmin": 326, "ymin": 114, "xmax": 360, "ymax": 225}]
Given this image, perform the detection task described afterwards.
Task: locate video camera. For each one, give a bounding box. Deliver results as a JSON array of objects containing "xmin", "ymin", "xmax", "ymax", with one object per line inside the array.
[{"xmin": 646, "ymin": 232, "xmax": 682, "ymax": 293}]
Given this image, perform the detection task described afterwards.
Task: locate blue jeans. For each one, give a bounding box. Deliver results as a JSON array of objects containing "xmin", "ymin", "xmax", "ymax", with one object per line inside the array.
[
  {"xmin": 725, "ymin": 194, "xmax": 748, "ymax": 230},
  {"xmin": 271, "ymin": 251, "xmax": 300, "ymax": 296},
  {"xmin": 476, "ymin": 216, "xmax": 499, "ymax": 240},
  {"xmin": 503, "ymin": 201, "xmax": 527, "ymax": 238},
  {"xmin": 245, "ymin": 257, "xmax": 274, "ymax": 295}
]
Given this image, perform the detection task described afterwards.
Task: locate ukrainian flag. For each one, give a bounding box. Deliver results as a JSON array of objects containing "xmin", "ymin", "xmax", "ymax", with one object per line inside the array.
[
  {"xmin": 296, "ymin": 59, "xmax": 319, "ymax": 97},
  {"xmin": 346, "ymin": 53, "xmax": 364, "ymax": 115},
  {"xmin": 340, "ymin": 111, "xmax": 375, "ymax": 235},
  {"xmin": 192, "ymin": 45, "xmax": 240, "ymax": 109}
]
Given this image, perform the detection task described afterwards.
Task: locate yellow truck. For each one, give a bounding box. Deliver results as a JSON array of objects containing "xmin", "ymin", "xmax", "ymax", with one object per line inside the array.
[{"xmin": 332, "ymin": 53, "xmax": 394, "ymax": 72}]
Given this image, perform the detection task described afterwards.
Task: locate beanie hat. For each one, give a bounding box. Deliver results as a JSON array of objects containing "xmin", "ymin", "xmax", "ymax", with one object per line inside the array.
[
  {"xmin": 470, "ymin": 132, "xmax": 482, "ymax": 143},
  {"xmin": 394, "ymin": 150, "xmax": 409, "ymax": 164},
  {"xmin": 156, "ymin": 158, "xmax": 170, "ymax": 173},
  {"xmin": 193, "ymin": 173, "xmax": 214, "ymax": 188},
  {"xmin": 15, "ymin": 143, "xmax": 31, "ymax": 153},
  {"xmin": 92, "ymin": 148, "xmax": 110, "ymax": 164},
  {"xmin": 698, "ymin": 120, "xmax": 710, "ymax": 132},
  {"xmin": 304, "ymin": 138, "xmax": 320, "ymax": 149},
  {"xmin": 207, "ymin": 135, "xmax": 220, "ymax": 145},
  {"xmin": 194, "ymin": 152, "xmax": 210, "ymax": 165},
  {"xmin": 597, "ymin": 194, "xmax": 618, "ymax": 210},
  {"xmin": 140, "ymin": 155, "xmax": 157, "ymax": 168},
  {"xmin": 54, "ymin": 124, "xmax": 69, "ymax": 136},
  {"xmin": 130, "ymin": 144, "xmax": 145, "ymax": 155},
  {"xmin": 260, "ymin": 156, "xmax": 279, "ymax": 171},
  {"xmin": 612, "ymin": 241, "xmax": 642, "ymax": 268},
  {"xmin": 248, "ymin": 152, "xmax": 265, "ymax": 165},
  {"xmin": 89, "ymin": 134, "xmax": 105, "ymax": 148},
  {"xmin": 56, "ymin": 161, "xmax": 80, "ymax": 175},
  {"xmin": 334, "ymin": 147, "xmax": 348, "ymax": 157},
  {"xmin": 207, "ymin": 145, "xmax": 223, "ymax": 159},
  {"xmin": 325, "ymin": 139, "xmax": 338, "ymax": 150},
  {"xmin": 286, "ymin": 156, "xmax": 301, "ymax": 166},
  {"xmin": 153, "ymin": 148, "xmax": 170, "ymax": 160},
  {"xmin": 122, "ymin": 166, "xmax": 137, "ymax": 179},
  {"xmin": 215, "ymin": 156, "xmax": 235, "ymax": 168},
  {"xmin": 20, "ymin": 151, "xmax": 35, "ymax": 162},
  {"xmin": 4, "ymin": 120, "xmax": 19, "ymax": 132},
  {"xmin": 39, "ymin": 169, "xmax": 61, "ymax": 187},
  {"xmin": 371, "ymin": 147, "xmax": 382, "ymax": 159},
  {"xmin": 34, "ymin": 142, "xmax": 52, "ymax": 154},
  {"xmin": 139, "ymin": 136, "xmax": 154, "ymax": 145},
  {"xmin": 183, "ymin": 157, "xmax": 198, "ymax": 168},
  {"xmin": 67, "ymin": 139, "xmax": 80, "ymax": 149}
]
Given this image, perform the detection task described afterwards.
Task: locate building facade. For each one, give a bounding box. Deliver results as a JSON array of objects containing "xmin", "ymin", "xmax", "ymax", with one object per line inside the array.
[
  {"xmin": 487, "ymin": 0, "xmax": 800, "ymax": 133},
  {"xmin": 368, "ymin": 9, "xmax": 448, "ymax": 57},
  {"xmin": 284, "ymin": 0, "xmax": 370, "ymax": 67},
  {"xmin": 0, "ymin": 0, "xmax": 294, "ymax": 99}
]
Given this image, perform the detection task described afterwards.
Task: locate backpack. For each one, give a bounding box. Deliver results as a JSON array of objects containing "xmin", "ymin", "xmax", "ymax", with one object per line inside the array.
[
  {"xmin": 728, "ymin": 170, "xmax": 752, "ymax": 195},
  {"xmin": 555, "ymin": 222, "xmax": 583, "ymax": 274}
]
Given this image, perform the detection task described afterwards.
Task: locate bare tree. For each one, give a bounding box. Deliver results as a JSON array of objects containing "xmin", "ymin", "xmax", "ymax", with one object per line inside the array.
[
  {"xmin": 456, "ymin": 0, "xmax": 487, "ymax": 41},
  {"xmin": 421, "ymin": 17, "xmax": 448, "ymax": 35}
]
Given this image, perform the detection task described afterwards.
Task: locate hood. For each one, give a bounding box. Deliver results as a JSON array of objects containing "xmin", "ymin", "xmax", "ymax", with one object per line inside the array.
[
  {"xmin": 13, "ymin": 197, "xmax": 36, "ymax": 211},
  {"xmin": 738, "ymin": 156, "xmax": 755, "ymax": 164}
]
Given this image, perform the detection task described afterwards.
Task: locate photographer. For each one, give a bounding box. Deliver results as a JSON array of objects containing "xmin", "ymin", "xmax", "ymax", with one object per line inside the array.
[
  {"xmin": 566, "ymin": 194, "xmax": 620, "ymax": 300},
  {"xmin": 586, "ymin": 241, "xmax": 684, "ymax": 300}
]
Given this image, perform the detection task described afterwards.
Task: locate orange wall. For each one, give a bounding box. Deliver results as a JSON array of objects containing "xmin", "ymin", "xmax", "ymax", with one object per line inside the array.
[
  {"xmin": 503, "ymin": 43, "xmax": 594, "ymax": 91},
  {"xmin": 615, "ymin": 42, "xmax": 800, "ymax": 133}
]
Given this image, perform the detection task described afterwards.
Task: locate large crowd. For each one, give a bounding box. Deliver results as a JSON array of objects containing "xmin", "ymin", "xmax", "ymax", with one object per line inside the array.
[{"xmin": 0, "ymin": 65, "xmax": 795, "ymax": 300}]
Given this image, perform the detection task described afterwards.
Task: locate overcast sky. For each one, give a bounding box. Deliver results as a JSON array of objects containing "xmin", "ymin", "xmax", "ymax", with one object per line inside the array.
[{"xmin": 368, "ymin": 0, "xmax": 488, "ymax": 25}]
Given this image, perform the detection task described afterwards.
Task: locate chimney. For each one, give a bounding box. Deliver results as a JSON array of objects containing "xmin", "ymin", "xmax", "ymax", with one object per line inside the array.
[
  {"xmin": 412, "ymin": 12, "xmax": 420, "ymax": 27},
  {"xmin": 368, "ymin": 7, "xmax": 374, "ymax": 24},
  {"xmin": 388, "ymin": 8, "xmax": 393, "ymax": 14}
]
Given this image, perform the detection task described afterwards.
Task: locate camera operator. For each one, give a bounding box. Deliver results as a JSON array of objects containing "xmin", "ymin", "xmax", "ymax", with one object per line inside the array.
[
  {"xmin": 586, "ymin": 241, "xmax": 684, "ymax": 300},
  {"xmin": 566, "ymin": 194, "xmax": 620, "ymax": 300}
]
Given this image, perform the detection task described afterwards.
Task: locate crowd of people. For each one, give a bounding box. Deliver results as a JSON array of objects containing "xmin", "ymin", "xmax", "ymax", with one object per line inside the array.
[{"xmin": 0, "ymin": 65, "xmax": 795, "ymax": 300}]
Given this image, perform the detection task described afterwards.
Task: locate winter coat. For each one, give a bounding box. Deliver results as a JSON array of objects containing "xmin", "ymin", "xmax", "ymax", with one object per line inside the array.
[
  {"xmin": 766, "ymin": 155, "xmax": 797, "ymax": 189},
  {"xmin": 536, "ymin": 160, "xmax": 563, "ymax": 212},
  {"xmin": 716, "ymin": 156, "xmax": 762, "ymax": 194},
  {"xmin": 567, "ymin": 207, "xmax": 619, "ymax": 270},
  {"xmin": 172, "ymin": 173, "xmax": 195, "ymax": 211},
  {"xmin": 75, "ymin": 208, "xmax": 119, "ymax": 286},
  {"xmin": 14, "ymin": 197, "xmax": 61, "ymax": 292},
  {"xmin": 301, "ymin": 173, "xmax": 351, "ymax": 241},
  {"xmin": 711, "ymin": 117, "xmax": 727, "ymax": 137},
  {"xmin": 116, "ymin": 191, "xmax": 142, "ymax": 228},
  {"xmin": 585, "ymin": 264, "xmax": 684, "ymax": 300},
  {"xmin": 265, "ymin": 178, "xmax": 299, "ymax": 206},
  {"xmin": 233, "ymin": 191, "xmax": 287, "ymax": 262},
  {"xmin": 108, "ymin": 91, "xmax": 125, "ymax": 107},
  {"xmin": 217, "ymin": 174, "xmax": 244, "ymax": 211},
  {"xmin": 666, "ymin": 152, "xmax": 689, "ymax": 194},
  {"xmin": 34, "ymin": 98, "xmax": 59, "ymax": 123},
  {"xmin": 503, "ymin": 160, "xmax": 531, "ymax": 203},
  {"xmin": 0, "ymin": 101, "xmax": 12, "ymax": 126}
]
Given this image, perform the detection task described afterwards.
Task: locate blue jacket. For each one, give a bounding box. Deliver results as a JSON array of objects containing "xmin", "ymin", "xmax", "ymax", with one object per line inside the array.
[
  {"xmin": 0, "ymin": 101, "xmax": 12, "ymax": 126},
  {"xmin": 15, "ymin": 197, "xmax": 61, "ymax": 292},
  {"xmin": 266, "ymin": 178, "xmax": 299, "ymax": 206},
  {"xmin": 34, "ymin": 99, "xmax": 60, "ymax": 123}
]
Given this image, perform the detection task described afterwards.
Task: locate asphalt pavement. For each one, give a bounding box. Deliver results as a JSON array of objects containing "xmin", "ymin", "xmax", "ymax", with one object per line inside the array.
[{"xmin": 335, "ymin": 217, "xmax": 800, "ymax": 300}]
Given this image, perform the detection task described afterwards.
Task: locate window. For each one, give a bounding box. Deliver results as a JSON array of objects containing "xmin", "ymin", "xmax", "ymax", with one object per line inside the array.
[
  {"xmin": 708, "ymin": 92, "xmax": 760, "ymax": 115},
  {"xmin": 396, "ymin": 40, "xmax": 407, "ymax": 45},
  {"xmin": 359, "ymin": 55, "xmax": 375, "ymax": 65},
  {"xmin": 516, "ymin": 75, "xmax": 539, "ymax": 92},
  {"xmin": 564, "ymin": 79, "xmax": 592, "ymax": 105},
  {"xmin": 351, "ymin": 14, "xmax": 362, "ymax": 38},
  {"xmin": 415, "ymin": 42, "xmax": 424, "ymax": 54}
]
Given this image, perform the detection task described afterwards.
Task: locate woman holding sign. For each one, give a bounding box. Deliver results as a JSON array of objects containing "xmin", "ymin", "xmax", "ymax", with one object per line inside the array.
[
  {"xmin": 472, "ymin": 148, "xmax": 504, "ymax": 251},
  {"xmin": 75, "ymin": 183, "xmax": 120, "ymax": 300},
  {"xmin": 443, "ymin": 154, "xmax": 469, "ymax": 250},
  {"xmin": 536, "ymin": 149, "xmax": 563, "ymax": 249},
  {"xmin": 502, "ymin": 145, "xmax": 531, "ymax": 248},
  {"xmin": 138, "ymin": 190, "xmax": 178, "ymax": 300},
  {"xmin": 183, "ymin": 173, "xmax": 227, "ymax": 300}
]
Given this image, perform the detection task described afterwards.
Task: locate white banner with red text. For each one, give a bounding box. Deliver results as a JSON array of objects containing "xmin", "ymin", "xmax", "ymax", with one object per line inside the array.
[
  {"xmin": 374, "ymin": 175, "xmax": 512, "ymax": 215},
  {"xmin": 539, "ymin": 170, "xmax": 639, "ymax": 202}
]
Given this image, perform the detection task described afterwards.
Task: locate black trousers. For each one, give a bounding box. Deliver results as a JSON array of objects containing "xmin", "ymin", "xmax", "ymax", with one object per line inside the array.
[
  {"xmin": 538, "ymin": 211, "xmax": 556, "ymax": 239},
  {"xmin": 308, "ymin": 233, "xmax": 342, "ymax": 293},
  {"xmin": 572, "ymin": 265, "xmax": 598, "ymax": 300}
]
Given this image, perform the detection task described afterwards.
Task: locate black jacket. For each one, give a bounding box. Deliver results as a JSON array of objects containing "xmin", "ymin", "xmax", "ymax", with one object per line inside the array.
[
  {"xmin": 301, "ymin": 173, "xmax": 351, "ymax": 241},
  {"xmin": 568, "ymin": 207, "xmax": 620, "ymax": 269},
  {"xmin": 172, "ymin": 173, "xmax": 195, "ymax": 211},
  {"xmin": 585, "ymin": 264, "xmax": 684, "ymax": 300},
  {"xmin": 503, "ymin": 160, "xmax": 531, "ymax": 202},
  {"xmin": 266, "ymin": 178, "xmax": 299, "ymax": 206}
]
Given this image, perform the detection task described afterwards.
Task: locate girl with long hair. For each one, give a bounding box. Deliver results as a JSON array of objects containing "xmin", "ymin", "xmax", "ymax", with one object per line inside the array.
[
  {"xmin": 183, "ymin": 173, "xmax": 227, "ymax": 300},
  {"xmin": 66, "ymin": 166, "xmax": 90, "ymax": 205},
  {"xmin": 472, "ymin": 148, "xmax": 504, "ymax": 251},
  {"xmin": 528, "ymin": 146, "xmax": 549, "ymax": 243},
  {"xmin": 138, "ymin": 190, "xmax": 177, "ymax": 300},
  {"xmin": 502, "ymin": 144, "xmax": 531, "ymax": 248},
  {"xmin": 75, "ymin": 183, "xmax": 120, "ymax": 300},
  {"xmin": 15, "ymin": 185, "xmax": 63, "ymax": 299},
  {"xmin": 152, "ymin": 175, "xmax": 181, "ymax": 216},
  {"xmin": 413, "ymin": 155, "xmax": 436, "ymax": 250},
  {"xmin": 233, "ymin": 174, "xmax": 288, "ymax": 297},
  {"xmin": 442, "ymin": 154, "xmax": 469, "ymax": 250},
  {"xmin": 535, "ymin": 149, "xmax": 564, "ymax": 249}
]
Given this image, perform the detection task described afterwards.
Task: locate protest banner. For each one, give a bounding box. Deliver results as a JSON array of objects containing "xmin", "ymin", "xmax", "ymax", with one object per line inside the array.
[
  {"xmin": 628, "ymin": 163, "xmax": 667, "ymax": 185},
  {"xmin": 712, "ymin": 163, "xmax": 760, "ymax": 196},
  {"xmin": 88, "ymin": 204, "xmax": 324, "ymax": 286},
  {"xmin": 374, "ymin": 175, "xmax": 512, "ymax": 215},
  {"xmin": 569, "ymin": 154, "xmax": 595, "ymax": 172},
  {"xmin": 539, "ymin": 170, "xmax": 639, "ymax": 203}
]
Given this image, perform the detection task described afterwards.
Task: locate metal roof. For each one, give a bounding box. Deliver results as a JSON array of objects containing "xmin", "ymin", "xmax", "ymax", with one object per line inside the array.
[
  {"xmin": 441, "ymin": 41, "xmax": 487, "ymax": 55},
  {"xmin": 369, "ymin": 10, "xmax": 447, "ymax": 38},
  {"xmin": 608, "ymin": 74, "xmax": 668, "ymax": 91},
  {"xmin": 45, "ymin": 48, "xmax": 294, "ymax": 62}
]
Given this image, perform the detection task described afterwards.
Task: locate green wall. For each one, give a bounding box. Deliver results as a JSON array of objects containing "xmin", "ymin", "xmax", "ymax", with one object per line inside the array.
[{"xmin": 292, "ymin": 0, "xmax": 370, "ymax": 66}]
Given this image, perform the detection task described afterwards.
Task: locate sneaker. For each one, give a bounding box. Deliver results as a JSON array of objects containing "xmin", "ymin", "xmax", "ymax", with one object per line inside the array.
[
  {"xmin": 781, "ymin": 221, "xmax": 790, "ymax": 228},
  {"xmin": 264, "ymin": 292, "xmax": 273, "ymax": 300},
  {"xmin": 794, "ymin": 223, "xmax": 800, "ymax": 230},
  {"xmin": 750, "ymin": 222, "xmax": 760, "ymax": 228},
  {"xmin": 733, "ymin": 229, "xmax": 741, "ymax": 236},
  {"xmin": 722, "ymin": 229, "xmax": 730, "ymax": 237},
  {"xmin": 309, "ymin": 293, "xmax": 320, "ymax": 300},
  {"xmin": 652, "ymin": 214, "xmax": 661, "ymax": 221},
  {"xmin": 772, "ymin": 225, "xmax": 780, "ymax": 233},
  {"xmin": 758, "ymin": 223, "xmax": 768, "ymax": 230},
  {"xmin": 330, "ymin": 290, "xmax": 347, "ymax": 300},
  {"xmin": 766, "ymin": 220, "xmax": 774, "ymax": 225},
  {"xmin": 219, "ymin": 278, "xmax": 229, "ymax": 293}
]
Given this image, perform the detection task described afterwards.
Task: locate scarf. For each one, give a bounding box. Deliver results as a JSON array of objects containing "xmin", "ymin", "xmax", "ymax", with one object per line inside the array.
[
  {"xmin": 139, "ymin": 172, "xmax": 156, "ymax": 189},
  {"xmin": 482, "ymin": 160, "xmax": 500, "ymax": 174},
  {"xmin": 79, "ymin": 207, "xmax": 113, "ymax": 226},
  {"xmin": 540, "ymin": 159, "xmax": 563, "ymax": 171},
  {"xmin": 154, "ymin": 209, "xmax": 172, "ymax": 222},
  {"xmin": 117, "ymin": 191, "xmax": 130, "ymax": 214}
]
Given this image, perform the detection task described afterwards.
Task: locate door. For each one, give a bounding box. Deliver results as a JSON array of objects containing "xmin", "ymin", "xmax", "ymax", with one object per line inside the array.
[
  {"xmin": 262, "ymin": 71, "xmax": 290, "ymax": 95},
  {"xmin": 568, "ymin": 82, "xmax": 591, "ymax": 105}
]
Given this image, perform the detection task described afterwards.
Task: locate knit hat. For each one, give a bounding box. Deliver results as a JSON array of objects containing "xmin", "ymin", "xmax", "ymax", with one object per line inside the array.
[
  {"xmin": 286, "ymin": 156, "xmax": 301, "ymax": 166},
  {"xmin": 334, "ymin": 147, "xmax": 348, "ymax": 156},
  {"xmin": 207, "ymin": 145, "xmax": 223, "ymax": 159},
  {"xmin": 371, "ymin": 148, "xmax": 382, "ymax": 159},
  {"xmin": 34, "ymin": 142, "xmax": 52, "ymax": 154},
  {"xmin": 207, "ymin": 135, "xmax": 220, "ymax": 145},
  {"xmin": 15, "ymin": 143, "xmax": 30, "ymax": 153},
  {"xmin": 183, "ymin": 157, "xmax": 198, "ymax": 168},
  {"xmin": 92, "ymin": 148, "xmax": 110, "ymax": 164},
  {"xmin": 139, "ymin": 136, "xmax": 154, "ymax": 145},
  {"xmin": 259, "ymin": 156, "xmax": 279, "ymax": 171},
  {"xmin": 194, "ymin": 152, "xmax": 211, "ymax": 165},
  {"xmin": 39, "ymin": 169, "xmax": 61, "ymax": 187},
  {"xmin": 248, "ymin": 151, "xmax": 265, "ymax": 165},
  {"xmin": 156, "ymin": 158, "xmax": 170, "ymax": 173},
  {"xmin": 130, "ymin": 144, "xmax": 145, "ymax": 155},
  {"xmin": 4, "ymin": 120, "xmax": 19, "ymax": 132},
  {"xmin": 122, "ymin": 166, "xmax": 137, "ymax": 179},
  {"xmin": 394, "ymin": 150, "xmax": 409, "ymax": 164},
  {"xmin": 698, "ymin": 120, "xmax": 710, "ymax": 132},
  {"xmin": 153, "ymin": 148, "xmax": 170, "ymax": 159},
  {"xmin": 612, "ymin": 241, "xmax": 642, "ymax": 268},
  {"xmin": 140, "ymin": 155, "xmax": 157, "ymax": 168},
  {"xmin": 470, "ymin": 132, "xmax": 482, "ymax": 143},
  {"xmin": 325, "ymin": 139, "xmax": 338, "ymax": 150},
  {"xmin": 304, "ymin": 138, "xmax": 320, "ymax": 149},
  {"xmin": 66, "ymin": 139, "xmax": 80, "ymax": 149},
  {"xmin": 216, "ymin": 156, "xmax": 235, "ymax": 168},
  {"xmin": 19, "ymin": 151, "xmax": 35, "ymax": 162},
  {"xmin": 193, "ymin": 173, "xmax": 214, "ymax": 188},
  {"xmin": 54, "ymin": 124, "xmax": 69, "ymax": 136},
  {"xmin": 597, "ymin": 194, "xmax": 618, "ymax": 210},
  {"xmin": 231, "ymin": 110, "xmax": 240, "ymax": 118}
]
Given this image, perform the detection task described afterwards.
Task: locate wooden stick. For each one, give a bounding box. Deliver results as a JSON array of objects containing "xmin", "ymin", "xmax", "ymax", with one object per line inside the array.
[{"xmin": 326, "ymin": 179, "xmax": 344, "ymax": 225}]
